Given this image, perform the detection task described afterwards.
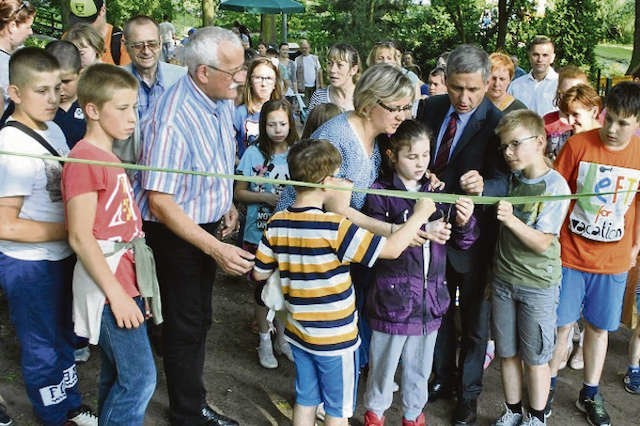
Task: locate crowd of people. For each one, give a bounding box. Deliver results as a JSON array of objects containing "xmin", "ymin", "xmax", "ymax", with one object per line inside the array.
[{"xmin": 0, "ymin": 1, "xmax": 639, "ymax": 426}]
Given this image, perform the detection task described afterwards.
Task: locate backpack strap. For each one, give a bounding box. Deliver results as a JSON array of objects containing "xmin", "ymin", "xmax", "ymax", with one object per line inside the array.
[
  {"xmin": 111, "ymin": 26, "xmax": 123, "ymax": 65},
  {"xmin": 3, "ymin": 121, "xmax": 64, "ymax": 165}
]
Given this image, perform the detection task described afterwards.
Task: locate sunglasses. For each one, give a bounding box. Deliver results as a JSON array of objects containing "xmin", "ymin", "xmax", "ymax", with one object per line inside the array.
[{"xmin": 126, "ymin": 40, "xmax": 161, "ymax": 51}]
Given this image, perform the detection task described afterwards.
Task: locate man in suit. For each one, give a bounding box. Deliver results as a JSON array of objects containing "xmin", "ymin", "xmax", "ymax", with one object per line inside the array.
[{"xmin": 416, "ymin": 44, "xmax": 507, "ymax": 426}]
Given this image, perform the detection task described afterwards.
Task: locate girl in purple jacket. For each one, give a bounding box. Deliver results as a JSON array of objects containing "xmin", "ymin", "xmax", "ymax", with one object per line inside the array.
[{"xmin": 362, "ymin": 120, "xmax": 479, "ymax": 426}]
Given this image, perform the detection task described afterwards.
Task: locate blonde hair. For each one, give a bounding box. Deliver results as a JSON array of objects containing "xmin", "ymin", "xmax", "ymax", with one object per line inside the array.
[
  {"xmin": 495, "ymin": 109, "xmax": 545, "ymax": 140},
  {"xmin": 63, "ymin": 23, "xmax": 105, "ymax": 58},
  {"xmin": 353, "ymin": 64, "xmax": 413, "ymax": 117},
  {"xmin": 77, "ymin": 63, "xmax": 138, "ymax": 108}
]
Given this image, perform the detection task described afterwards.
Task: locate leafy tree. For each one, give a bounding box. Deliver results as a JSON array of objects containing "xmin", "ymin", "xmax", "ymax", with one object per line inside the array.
[
  {"xmin": 538, "ymin": 0, "xmax": 603, "ymax": 73},
  {"xmin": 628, "ymin": 0, "xmax": 640, "ymax": 74}
]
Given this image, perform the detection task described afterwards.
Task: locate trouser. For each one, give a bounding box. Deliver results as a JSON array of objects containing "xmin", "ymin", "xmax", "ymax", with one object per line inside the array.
[
  {"xmin": 365, "ymin": 330, "xmax": 438, "ymax": 420},
  {"xmin": 0, "ymin": 254, "xmax": 82, "ymax": 426},
  {"xmin": 98, "ymin": 297, "xmax": 156, "ymax": 425},
  {"xmin": 431, "ymin": 258, "xmax": 490, "ymax": 401},
  {"xmin": 144, "ymin": 220, "xmax": 220, "ymax": 426},
  {"xmin": 352, "ymin": 263, "xmax": 373, "ymax": 367}
]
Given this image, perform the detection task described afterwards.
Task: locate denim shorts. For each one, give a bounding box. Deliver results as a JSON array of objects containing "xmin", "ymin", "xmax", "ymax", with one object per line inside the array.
[
  {"xmin": 557, "ymin": 267, "xmax": 627, "ymax": 331},
  {"xmin": 291, "ymin": 345, "xmax": 359, "ymax": 419},
  {"xmin": 491, "ymin": 277, "xmax": 559, "ymax": 365}
]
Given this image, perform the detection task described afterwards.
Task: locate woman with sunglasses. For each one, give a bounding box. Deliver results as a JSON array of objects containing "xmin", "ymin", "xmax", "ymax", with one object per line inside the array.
[
  {"xmin": 0, "ymin": 0, "xmax": 35, "ymax": 111},
  {"xmin": 234, "ymin": 56, "xmax": 283, "ymax": 160},
  {"xmin": 308, "ymin": 43, "xmax": 360, "ymax": 113}
]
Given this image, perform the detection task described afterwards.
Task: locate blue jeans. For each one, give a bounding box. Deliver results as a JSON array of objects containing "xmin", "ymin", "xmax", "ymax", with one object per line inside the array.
[
  {"xmin": 98, "ymin": 297, "xmax": 156, "ymax": 425},
  {"xmin": 0, "ymin": 254, "xmax": 82, "ymax": 426}
]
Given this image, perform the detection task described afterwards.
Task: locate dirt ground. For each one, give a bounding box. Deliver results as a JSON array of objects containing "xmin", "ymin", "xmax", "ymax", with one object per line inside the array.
[{"xmin": 1, "ymin": 269, "xmax": 640, "ymax": 426}]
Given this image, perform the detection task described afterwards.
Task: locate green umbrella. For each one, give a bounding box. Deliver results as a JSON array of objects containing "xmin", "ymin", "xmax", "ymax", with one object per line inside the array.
[{"xmin": 219, "ymin": 0, "xmax": 304, "ymax": 14}]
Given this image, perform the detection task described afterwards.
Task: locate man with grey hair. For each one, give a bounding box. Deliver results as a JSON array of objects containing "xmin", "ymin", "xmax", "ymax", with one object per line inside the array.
[
  {"xmin": 417, "ymin": 43, "xmax": 507, "ymax": 426},
  {"xmin": 137, "ymin": 26, "xmax": 253, "ymax": 426},
  {"xmin": 508, "ymin": 35, "xmax": 558, "ymax": 116}
]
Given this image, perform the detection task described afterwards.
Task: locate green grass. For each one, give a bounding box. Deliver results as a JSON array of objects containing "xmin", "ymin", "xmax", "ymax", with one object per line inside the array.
[{"xmin": 595, "ymin": 43, "xmax": 632, "ymax": 76}]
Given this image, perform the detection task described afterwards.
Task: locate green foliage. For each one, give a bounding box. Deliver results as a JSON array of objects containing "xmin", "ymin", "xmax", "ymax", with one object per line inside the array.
[
  {"xmin": 539, "ymin": 0, "xmax": 603, "ymax": 73},
  {"xmin": 598, "ymin": 0, "xmax": 634, "ymax": 44}
]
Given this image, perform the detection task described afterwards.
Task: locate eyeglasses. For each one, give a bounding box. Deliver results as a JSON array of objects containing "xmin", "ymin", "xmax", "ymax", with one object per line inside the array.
[
  {"xmin": 11, "ymin": 0, "xmax": 30, "ymax": 18},
  {"xmin": 126, "ymin": 40, "xmax": 161, "ymax": 51},
  {"xmin": 206, "ymin": 64, "xmax": 248, "ymax": 81},
  {"xmin": 376, "ymin": 99, "xmax": 412, "ymax": 113},
  {"xmin": 251, "ymin": 75, "xmax": 275, "ymax": 84},
  {"xmin": 498, "ymin": 135, "xmax": 539, "ymax": 152}
]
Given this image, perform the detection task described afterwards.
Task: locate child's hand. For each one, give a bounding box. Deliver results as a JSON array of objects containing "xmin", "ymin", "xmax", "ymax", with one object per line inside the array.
[
  {"xmin": 110, "ymin": 293, "xmax": 145, "ymax": 329},
  {"xmin": 427, "ymin": 171, "xmax": 445, "ymax": 191},
  {"xmin": 414, "ymin": 197, "xmax": 436, "ymax": 219},
  {"xmin": 324, "ymin": 177, "xmax": 353, "ymax": 215},
  {"xmin": 496, "ymin": 200, "xmax": 515, "ymax": 226},
  {"xmin": 455, "ymin": 197, "xmax": 474, "ymax": 226},
  {"xmin": 425, "ymin": 218, "xmax": 452, "ymax": 244},
  {"xmin": 263, "ymin": 193, "xmax": 279, "ymax": 207}
]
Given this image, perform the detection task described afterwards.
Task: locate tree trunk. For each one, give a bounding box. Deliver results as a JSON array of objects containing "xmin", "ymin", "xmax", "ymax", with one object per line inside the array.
[
  {"xmin": 261, "ymin": 15, "xmax": 277, "ymax": 45},
  {"xmin": 202, "ymin": 0, "xmax": 217, "ymax": 27},
  {"xmin": 496, "ymin": 0, "xmax": 508, "ymax": 49},
  {"xmin": 627, "ymin": 0, "xmax": 640, "ymax": 74}
]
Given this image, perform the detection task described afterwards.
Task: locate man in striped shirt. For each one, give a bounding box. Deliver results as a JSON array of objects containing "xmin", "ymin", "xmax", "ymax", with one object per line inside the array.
[
  {"xmin": 254, "ymin": 139, "xmax": 435, "ymax": 426},
  {"xmin": 137, "ymin": 27, "xmax": 253, "ymax": 426}
]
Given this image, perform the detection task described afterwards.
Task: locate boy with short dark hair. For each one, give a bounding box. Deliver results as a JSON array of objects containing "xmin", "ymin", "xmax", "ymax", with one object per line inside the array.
[
  {"xmin": 491, "ymin": 110, "xmax": 571, "ymax": 426},
  {"xmin": 45, "ymin": 40, "xmax": 86, "ymax": 150},
  {"xmin": 253, "ymin": 139, "xmax": 436, "ymax": 426},
  {"xmin": 62, "ymin": 63, "xmax": 160, "ymax": 424},
  {"xmin": 550, "ymin": 81, "xmax": 640, "ymax": 426},
  {"xmin": 0, "ymin": 47, "xmax": 97, "ymax": 426}
]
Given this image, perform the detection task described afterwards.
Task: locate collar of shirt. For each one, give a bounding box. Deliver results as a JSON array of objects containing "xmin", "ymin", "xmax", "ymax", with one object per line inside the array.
[
  {"xmin": 526, "ymin": 67, "xmax": 559, "ymax": 82},
  {"xmin": 132, "ymin": 63, "xmax": 163, "ymax": 90},
  {"xmin": 434, "ymin": 105, "xmax": 478, "ymax": 159},
  {"xmin": 185, "ymin": 74, "xmax": 221, "ymax": 116}
]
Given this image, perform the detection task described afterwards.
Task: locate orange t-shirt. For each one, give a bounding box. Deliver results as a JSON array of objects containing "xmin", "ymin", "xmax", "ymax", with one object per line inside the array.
[
  {"xmin": 101, "ymin": 23, "xmax": 131, "ymax": 66},
  {"xmin": 555, "ymin": 128, "xmax": 640, "ymax": 274}
]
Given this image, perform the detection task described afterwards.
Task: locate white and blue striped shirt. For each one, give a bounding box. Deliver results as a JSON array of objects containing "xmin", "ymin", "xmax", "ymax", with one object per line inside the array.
[{"xmin": 137, "ymin": 74, "xmax": 236, "ymax": 224}]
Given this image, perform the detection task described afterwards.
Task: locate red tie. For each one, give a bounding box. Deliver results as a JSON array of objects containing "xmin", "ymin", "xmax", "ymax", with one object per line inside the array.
[{"xmin": 433, "ymin": 112, "xmax": 458, "ymax": 174}]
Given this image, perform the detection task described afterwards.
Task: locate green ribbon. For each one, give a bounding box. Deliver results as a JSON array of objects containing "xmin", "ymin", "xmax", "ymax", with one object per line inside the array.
[{"xmin": 1, "ymin": 149, "xmax": 637, "ymax": 205}]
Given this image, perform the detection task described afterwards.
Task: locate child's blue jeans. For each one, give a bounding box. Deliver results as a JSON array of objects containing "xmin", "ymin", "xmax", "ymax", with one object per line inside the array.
[
  {"xmin": 0, "ymin": 253, "xmax": 82, "ymax": 426},
  {"xmin": 98, "ymin": 297, "xmax": 156, "ymax": 425}
]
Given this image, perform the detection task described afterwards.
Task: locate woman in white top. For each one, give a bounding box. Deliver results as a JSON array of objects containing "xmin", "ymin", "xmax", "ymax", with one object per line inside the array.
[{"xmin": 307, "ymin": 43, "xmax": 360, "ymax": 112}]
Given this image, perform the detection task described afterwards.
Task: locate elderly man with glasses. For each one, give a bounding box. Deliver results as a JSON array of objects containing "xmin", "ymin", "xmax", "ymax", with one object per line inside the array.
[
  {"xmin": 122, "ymin": 15, "xmax": 186, "ymax": 120},
  {"xmin": 137, "ymin": 27, "xmax": 254, "ymax": 426}
]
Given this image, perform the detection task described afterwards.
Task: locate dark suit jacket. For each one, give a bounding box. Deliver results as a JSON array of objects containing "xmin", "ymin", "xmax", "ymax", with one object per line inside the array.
[{"xmin": 416, "ymin": 94, "xmax": 508, "ymax": 274}]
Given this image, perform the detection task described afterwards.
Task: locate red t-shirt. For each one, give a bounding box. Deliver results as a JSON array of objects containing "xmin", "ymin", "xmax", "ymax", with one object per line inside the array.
[{"xmin": 62, "ymin": 140, "xmax": 143, "ymax": 298}]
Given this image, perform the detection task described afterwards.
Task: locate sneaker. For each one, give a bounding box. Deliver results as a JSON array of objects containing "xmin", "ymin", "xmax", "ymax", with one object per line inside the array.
[
  {"xmin": 364, "ymin": 410, "xmax": 385, "ymax": 426},
  {"xmin": 576, "ymin": 392, "xmax": 611, "ymax": 426},
  {"xmin": 569, "ymin": 344, "xmax": 584, "ymax": 370},
  {"xmin": 274, "ymin": 340, "xmax": 294, "ymax": 362},
  {"xmin": 623, "ymin": 369, "xmax": 640, "ymax": 394},
  {"xmin": 67, "ymin": 404, "xmax": 98, "ymax": 426},
  {"xmin": 74, "ymin": 346, "xmax": 90, "ymax": 363},
  {"xmin": 0, "ymin": 403, "xmax": 13, "ymax": 426},
  {"xmin": 257, "ymin": 343, "xmax": 278, "ymax": 369},
  {"xmin": 402, "ymin": 413, "xmax": 425, "ymax": 426},
  {"xmin": 544, "ymin": 387, "xmax": 554, "ymax": 419},
  {"xmin": 492, "ymin": 405, "xmax": 523, "ymax": 426},
  {"xmin": 519, "ymin": 413, "xmax": 546, "ymax": 425}
]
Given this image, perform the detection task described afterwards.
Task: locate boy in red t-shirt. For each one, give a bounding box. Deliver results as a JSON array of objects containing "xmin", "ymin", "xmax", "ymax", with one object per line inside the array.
[{"xmin": 61, "ymin": 63, "xmax": 159, "ymax": 424}]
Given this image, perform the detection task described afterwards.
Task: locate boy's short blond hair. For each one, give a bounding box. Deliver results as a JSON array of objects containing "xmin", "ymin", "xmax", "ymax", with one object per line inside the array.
[
  {"xmin": 77, "ymin": 63, "xmax": 139, "ymax": 108},
  {"xmin": 288, "ymin": 139, "xmax": 342, "ymax": 193},
  {"xmin": 495, "ymin": 109, "xmax": 546, "ymax": 141},
  {"xmin": 9, "ymin": 47, "xmax": 60, "ymax": 89}
]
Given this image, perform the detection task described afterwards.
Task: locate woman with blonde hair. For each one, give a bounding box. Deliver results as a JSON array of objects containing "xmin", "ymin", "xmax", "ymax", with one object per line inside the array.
[{"xmin": 62, "ymin": 23, "xmax": 105, "ymax": 68}]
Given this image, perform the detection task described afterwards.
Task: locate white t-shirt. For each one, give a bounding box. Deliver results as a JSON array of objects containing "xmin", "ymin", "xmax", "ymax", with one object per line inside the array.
[
  {"xmin": 302, "ymin": 55, "xmax": 318, "ymax": 87},
  {"xmin": 0, "ymin": 121, "xmax": 72, "ymax": 260}
]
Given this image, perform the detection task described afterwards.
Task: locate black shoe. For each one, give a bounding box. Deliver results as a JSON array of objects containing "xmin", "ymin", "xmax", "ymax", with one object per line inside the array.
[
  {"xmin": 453, "ymin": 398, "xmax": 477, "ymax": 425},
  {"xmin": 0, "ymin": 403, "xmax": 12, "ymax": 426},
  {"xmin": 544, "ymin": 386, "xmax": 555, "ymax": 418},
  {"xmin": 575, "ymin": 392, "xmax": 611, "ymax": 426},
  {"xmin": 428, "ymin": 380, "xmax": 455, "ymax": 402},
  {"xmin": 201, "ymin": 406, "xmax": 239, "ymax": 426}
]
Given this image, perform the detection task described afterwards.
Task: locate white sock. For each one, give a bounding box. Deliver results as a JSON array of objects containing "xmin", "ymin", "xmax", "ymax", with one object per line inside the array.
[{"xmin": 259, "ymin": 332, "xmax": 271, "ymax": 345}]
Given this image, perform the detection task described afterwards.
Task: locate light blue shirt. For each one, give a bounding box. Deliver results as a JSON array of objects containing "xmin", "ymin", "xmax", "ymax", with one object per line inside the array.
[
  {"xmin": 137, "ymin": 74, "xmax": 236, "ymax": 224},
  {"xmin": 507, "ymin": 68, "xmax": 559, "ymax": 116},
  {"xmin": 123, "ymin": 61, "xmax": 186, "ymax": 119}
]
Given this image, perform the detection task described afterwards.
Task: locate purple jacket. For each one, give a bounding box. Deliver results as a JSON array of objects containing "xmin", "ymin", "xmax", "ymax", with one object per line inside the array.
[{"xmin": 364, "ymin": 173, "xmax": 478, "ymax": 336}]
